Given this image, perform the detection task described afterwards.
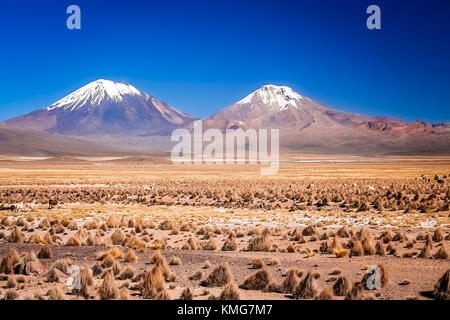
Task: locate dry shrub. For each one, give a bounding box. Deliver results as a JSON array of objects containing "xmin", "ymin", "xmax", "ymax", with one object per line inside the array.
[
  {"xmin": 189, "ymin": 270, "xmax": 203, "ymax": 281},
  {"xmin": 393, "ymin": 230, "xmax": 407, "ymax": 242},
  {"xmin": 111, "ymin": 229, "xmax": 125, "ymax": 245},
  {"xmin": 159, "ymin": 220, "xmax": 179, "ymax": 231},
  {"xmin": 418, "ymin": 244, "xmax": 433, "ymax": 258},
  {"xmin": 46, "ymin": 268, "xmax": 60, "ymax": 283},
  {"xmin": 380, "ymin": 230, "xmax": 393, "ymax": 244},
  {"xmin": 286, "ymin": 243, "xmax": 296, "ymax": 253},
  {"xmin": 315, "ymin": 287, "xmax": 334, "ymax": 300},
  {"xmin": 302, "ymin": 225, "xmax": 316, "ymax": 236},
  {"xmin": 7, "ymin": 227, "xmax": 24, "ymax": 243},
  {"xmin": 375, "ymin": 241, "xmax": 386, "ymax": 256},
  {"xmin": 120, "ymin": 288, "xmax": 131, "ymax": 300},
  {"xmin": 65, "ymin": 236, "xmax": 81, "ymax": 247},
  {"xmin": 77, "ymin": 267, "xmax": 93, "ymax": 299},
  {"xmin": 38, "ymin": 245, "xmax": 53, "ymax": 259},
  {"xmin": 416, "ymin": 232, "xmax": 426, "ymax": 241},
  {"xmin": 141, "ymin": 265, "xmax": 166, "ymax": 299},
  {"xmin": 349, "ymin": 240, "xmax": 364, "ymax": 257},
  {"xmin": 92, "ymin": 263, "xmax": 103, "ymax": 277},
  {"xmin": 240, "ymin": 269, "xmax": 271, "ymax": 290},
  {"xmin": 433, "ymin": 228, "xmax": 444, "ymax": 242},
  {"xmin": 201, "ymin": 263, "xmax": 232, "ymax": 287},
  {"xmin": 184, "ymin": 237, "xmax": 199, "ymax": 250},
  {"xmin": 434, "ymin": 246, "xmax": 449, "ymax": 259},
  {"xmin": 124, "ymin": 249, "xmax": 139, "ymax": 263},
  {"xmin": 102, "ymin": 254, "xmax": 115, "ymax": 268},
  {"xmin": 290, "ymin": 229, "xmax": 305, "ymax": 242},
  {"xmin": 179, "ymin": 287, "xmax": 193, "ymax": 300},
  {"xmin": 345, "ymin": 282, "xmax": 364, "ymax": 300},
  {"xmin": 0, "ymin": 249, "xmax": 21, "ymax": 274},
  {"xmin": 4, "ymin": 289, "xmax": 19, "ymax": 300},
  {"xmin": 39, "ymin": 218, "xmax": 51, "ymax": 229},
  {"xmin": 169, "ymin": 256, "xmax": 181, "ymax": 266},
  {"xmin": 150, "ymin": 251, "xmax": 172, "ymax": 281},
  {"xmin": 319, "ymin": 242, "xmax": 329, "ymax": 254},
  {"xmin": 433, "ymin": 269, "xmax": 450, "ymax": 300},
  {"xmin": 119, "ymin": 266, "xmax": 135, "ymax": 280},
  {"xmin": 247, "ymin": 229, "xmax": 272, "ymax": 252},
  {"xmin": 337, "ymin": 226, "xmax": 350, "ymax": 238},
  {"xmin": 331, "ymin": 235, "xmax": 348, "ymax": 258},
  {"xmin": 251, "ymin": 258, "xmax": 264, "ymax": 269},
  {"xmin": 269, "ymin": 258, "xmax": 280, "ymax": 266},
  {"xmin": 106, "ymin": 215, "xmax": 120, "ymax": 229},
  {"xmin": 127, "ymin": 236, "xmax": 147, "ymax": 251},
  {"xmin": 203, "ymin": 260, "xmax": 211, "ymax": 269},
  {"xmin": 48, "ymin": 286, "xmax": 65, "ymax": 300},
  {"xmin": 222, "ymin": 234, "xmax": 238, "ymax": 251},
  {"xmin": 203, "ymin": 239, "xmax": 217, "ymax": 250},
  {"xmin": 219, "ymin": 282, "xmax": 240, "ymax": 300},
  {"xmin": 281, "ymin": 268, "xmax": 300, "ymax": 294},
  {"xmin": 333, "ymin": 276, "xmax": 352, "ymax": 296},
  {"xmin": 98, "ymin": 270, "xmax": 119, "ymax": 300},
  {"xmin": 294, "ymin": 271, "xmax": 320, "ymax": 299},
  {"xmin": 53, "ymin": 258, "xmax": 72, "ymax": 273},
  {"xmin": 7, "ymin": 275, "xmax": 17, "ymax": 288}
]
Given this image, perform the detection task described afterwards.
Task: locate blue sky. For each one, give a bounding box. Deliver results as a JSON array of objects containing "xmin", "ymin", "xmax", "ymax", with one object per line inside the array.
[{"xmin": 0, "ymin": 0, "xmax": 449, "ymax": 122}]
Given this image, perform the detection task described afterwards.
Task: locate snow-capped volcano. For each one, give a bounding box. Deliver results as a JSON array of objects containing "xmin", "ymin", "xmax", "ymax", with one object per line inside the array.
[
  {"xmin": 237, "ymin": 84, "xmax": 304, "ymax": 111},
  {"xmin": 2, "ymin": 79, "xmax": 194, "ymax": 136},
  {"xmin": 47, "ymin": 79, "xmax": 142, "ymax": 111}
]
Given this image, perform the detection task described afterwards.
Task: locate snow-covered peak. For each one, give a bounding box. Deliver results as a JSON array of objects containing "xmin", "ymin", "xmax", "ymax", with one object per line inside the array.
[
  {"xmin": 46, "ymin": 79, "xmax": 144, "ymax": 111},
  {"xmin": 237, "ymin": 84, "xmax": 303, "ymax": 111}
]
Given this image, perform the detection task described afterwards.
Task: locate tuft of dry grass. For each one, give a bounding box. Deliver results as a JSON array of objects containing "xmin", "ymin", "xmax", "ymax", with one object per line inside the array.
[
  {"xmin": 434, "ymin": 246, "xmax": 449, "ymax": 259},
  {"xmin": 124, "ymin": 249, "xmax": 139, "ymax": 263},
  {"xmin": 281, "ymin": 268, "xmax": 301, "ymax": 294},
  {"xmin": 333, "ymin": 276, "xmax": 352, "ymax": 296},
  {"xmin": 7, "ymin": 275, "xmax": 17, "ymax": 288},
  {"xmin": 179, "ymin": 287, "xmax": 193, "ymax": 300},
  {"xmin": 240, "ymin": 269, "xmax": 271, "ymax": 290},
  {"xmin": 350, "ymin": 240, "xmax": 364, "ymax": 257},
  {"xmin": 222, "ymin": 234, "xmax": 238, "ymax": 251},
  {"xmin": 433, "ymin": 269, "xmax": 450, "ymax": 300},
  {"xmin": 219, "ymin": 282, "xmax": 240, "ymax": 300},
  {"xmin": 111, "ymin": 229, "xmax": 125, "ymax": 245},
  {"xmin": 97, "ymin": 270, "xmax": 119, "ymax": 300},
  {"xmin": 433, "ymin": 228, "xmax": 444, "ymax": 242},
  {"xmin": 169, "ymin": 256, "xmax": 182, "ymax": 266},
  {"xmin": 47, "ymin": 286, "xmax": 66, "ymax": 300},
  {"xmin": 201, "ymin": 263, "xmax": 233, "ymax": 287},
  {"xmin": 65, "ymin": 236, "xmax": 81, "ymax": 247},
  {"xmin": 0, "ymin": 249, "xmax": 21, "ymax": 274},
  {"xmin": 141, "ymin": 265, "xmax": 166, "ymax": 299},
  {"xmin": 247, "ymin": 229, "xmax": 272, "ymax": 252},
  {"xmin": 251, "ymin": 258, "xmax": 264, "ymax": 269},
  {"xmin": 315, "ymin": 286, "xmax": 334, "ymax": 300},
  {"xmin": 150, "ymin": 251, "xmax": 172, "ymax": 281},
  {"xmin": 37, "ymin": 245, "xmax": 53, "ymax": 259},
  {"xmin": 293, "ymin": 271, "xmax": 320, "ymax": 299},
  {"xmin": 203, "ymin": 239, "xmax": 217, "ymax": 251},
  {"xmin": 7, "ymin": 227, "xmax": 24, "ymax": 244}
]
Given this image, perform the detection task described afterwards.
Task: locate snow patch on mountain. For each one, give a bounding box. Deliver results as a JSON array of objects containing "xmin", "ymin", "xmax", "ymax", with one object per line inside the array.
[
  {"xmin": 46, "ymin": 79, "xmax": 143, "ymax": 112},
  {"xmin": 237, "ymin": 85, "xmax": 303, "ymax": 111}
]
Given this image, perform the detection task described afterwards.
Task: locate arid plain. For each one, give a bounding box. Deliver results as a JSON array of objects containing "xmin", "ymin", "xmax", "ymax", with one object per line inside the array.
[{"xmin": 0, "ymin": 155, "xmax": 449, "ymax": 300}]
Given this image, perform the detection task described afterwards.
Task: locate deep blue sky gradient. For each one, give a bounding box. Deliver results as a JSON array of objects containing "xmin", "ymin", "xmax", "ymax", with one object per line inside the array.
[{"xmin": 0, "ymin": 0, "xmax": 449, "ymax": 122}]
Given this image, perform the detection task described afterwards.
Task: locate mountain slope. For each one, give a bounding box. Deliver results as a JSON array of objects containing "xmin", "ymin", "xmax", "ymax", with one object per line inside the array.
[
  {"xmin": 204, "ymin": 85, "xmax": 450, "ymax": 154},
  {"xmin": 1, "ymin": 79, "xmax": 194, "ymax": 136},
  {"xmin": 0, "ymin": 128, "xmax": 118, "ymax": 156}
]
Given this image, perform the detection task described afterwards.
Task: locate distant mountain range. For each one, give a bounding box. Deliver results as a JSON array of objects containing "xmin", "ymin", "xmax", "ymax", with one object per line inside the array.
[{"xmin": 1, "ymin": 79, "xmax": 449, "ymax": 156}]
